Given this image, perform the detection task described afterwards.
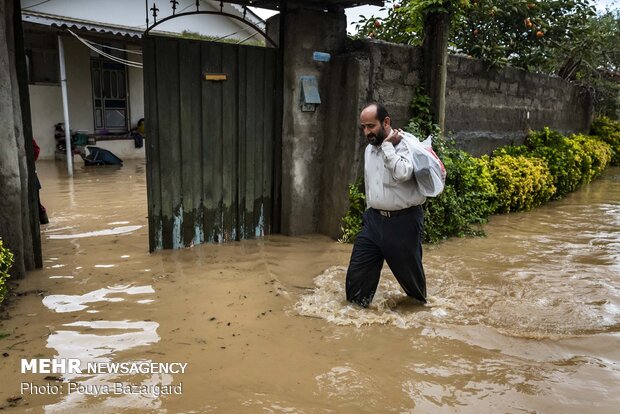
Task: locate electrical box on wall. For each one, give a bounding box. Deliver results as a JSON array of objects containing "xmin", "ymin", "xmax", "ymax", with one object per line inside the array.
[{"xmin": 300, "ymin": 76, "xmax": 320, "ymax": 112}]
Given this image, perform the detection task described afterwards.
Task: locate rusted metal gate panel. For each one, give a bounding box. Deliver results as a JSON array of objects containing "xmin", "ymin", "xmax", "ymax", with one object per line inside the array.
[{"xmin": 143, "ymin": 35, "xmax": 281, "ymax": 251}]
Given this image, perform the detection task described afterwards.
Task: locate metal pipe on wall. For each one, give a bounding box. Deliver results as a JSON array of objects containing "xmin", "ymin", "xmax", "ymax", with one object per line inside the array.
[{"xmin": 57, "ymin": 34, "xmax": 73, "ymax": 177}]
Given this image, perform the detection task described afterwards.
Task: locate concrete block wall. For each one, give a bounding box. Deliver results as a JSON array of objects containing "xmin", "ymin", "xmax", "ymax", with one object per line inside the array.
[
  {"xmin": 445, "ymin": 55, "xmax": 593, "ymax": 155},
  {"xmin": 346, "ymin": 39, "xmax": 424, "ymax": 129},
  {"xmin": 339, "ymin": 41, "xmax": 592, "ymax": 157}
]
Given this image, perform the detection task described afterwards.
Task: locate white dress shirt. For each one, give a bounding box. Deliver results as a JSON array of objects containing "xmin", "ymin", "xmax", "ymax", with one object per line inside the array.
[{"xmin": 364, "ymin": 140, "xmax": 426, "ymax": 210}]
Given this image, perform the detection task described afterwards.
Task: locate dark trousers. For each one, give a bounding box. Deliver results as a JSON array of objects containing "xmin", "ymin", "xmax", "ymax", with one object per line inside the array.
[{"xmin": 346, "ymin": 206, "xmax": 426, "ymax": 307}]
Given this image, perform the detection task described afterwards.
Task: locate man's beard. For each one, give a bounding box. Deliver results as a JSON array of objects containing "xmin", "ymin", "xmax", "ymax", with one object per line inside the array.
[{"xmin": 366, "ymin": 126, "xmax": 387, "ymax": 146}]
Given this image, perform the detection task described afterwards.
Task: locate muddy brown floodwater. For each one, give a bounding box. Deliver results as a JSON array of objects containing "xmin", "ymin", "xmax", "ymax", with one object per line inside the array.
[{"xmin": 0, "ymin": 161, "xmax": 618, "ymax": 413}]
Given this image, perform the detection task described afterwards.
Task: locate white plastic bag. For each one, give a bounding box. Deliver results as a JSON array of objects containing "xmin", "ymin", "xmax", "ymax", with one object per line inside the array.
[{"xmin": 402, "ymin": 132, "xmax": 446, "ymax": 197}]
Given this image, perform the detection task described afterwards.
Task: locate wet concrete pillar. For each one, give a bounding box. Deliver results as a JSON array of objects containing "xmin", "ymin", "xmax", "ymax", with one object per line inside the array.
[{"xmin": 277, "ymin": 6, "xmax": 347, "ymax": 235}]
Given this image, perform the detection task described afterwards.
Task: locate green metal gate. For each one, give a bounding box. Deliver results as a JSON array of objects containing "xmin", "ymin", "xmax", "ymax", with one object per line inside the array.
[{"xmin": 143, "ymin": 35, "xmax": 282, "ymax": 251}]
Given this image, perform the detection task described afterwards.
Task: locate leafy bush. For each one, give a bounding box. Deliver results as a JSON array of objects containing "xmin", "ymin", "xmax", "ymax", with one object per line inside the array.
[
  {"xmin": 423, "ymin": 146, "xmax": 497, "ymax": 243},
  {"xmin": 423, "ymin": 185, "xmax": 467, "ymax": 243},
  {"xmin": 590, "ymin": 116, "xmax": 620, "ymax": 166},
  {"xmin": 499, "ymin": 128, "xmax": 614, "ymax": 199},
  {"xmin": 571, "ymin": 134, "xmax": 613, "ymax": 181},
  {"xmin": 0, "ymin": 239, "xmax": 13, "ymax": 304},
  {"xmin": 524, "ymin": 128, "xmax": 587, "ymax": 197},
  {"xmin": 446, "ymin": 148, "xmax": 497, "ymax": 219},
  {"xmin": 487, "ymin": 154, "xmax": 555, "ymax": 213},
  {"xmin": 339, "ymin": 179, "xmax": 366, "ymax": 243},
  {"xmin": 405, "ymin": 87, "xmax": 440, "ymax": 140}
]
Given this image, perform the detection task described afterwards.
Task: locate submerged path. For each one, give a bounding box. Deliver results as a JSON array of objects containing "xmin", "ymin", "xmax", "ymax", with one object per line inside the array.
[{"xmin": 1, "ymin": 161, "xmax": 618, "ymax": 413}]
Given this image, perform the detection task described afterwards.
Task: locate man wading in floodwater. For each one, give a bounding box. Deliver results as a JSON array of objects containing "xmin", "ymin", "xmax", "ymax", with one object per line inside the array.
[{"xmin": 346, "ymin": 103, "xmax": 444, "ymax": 308}]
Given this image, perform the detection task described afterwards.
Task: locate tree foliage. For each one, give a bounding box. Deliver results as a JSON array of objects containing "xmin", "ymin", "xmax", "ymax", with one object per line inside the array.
[
  {"xmin": 353, "ymin": 1, "xmax": 619, "ymax": 116},
  {"xmin": 452, "ymin": 0, "xmax": 595, "ymax": 70},
  {"xmin": 560, "ymin": 9, "xmax": 620, "ymax": 117},
  {"xmin": 353, "ymin": 0, "xmax": 461, "ymax": 45},
  {"xmin": 354, "ymin": 1, "xmax": 595, "ymax": 68}
]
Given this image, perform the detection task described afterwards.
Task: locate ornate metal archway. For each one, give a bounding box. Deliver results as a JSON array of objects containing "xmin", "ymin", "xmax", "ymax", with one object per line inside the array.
[{"xmin": 144, "ymin": 0, "xmax": 278, "ymax": 47}]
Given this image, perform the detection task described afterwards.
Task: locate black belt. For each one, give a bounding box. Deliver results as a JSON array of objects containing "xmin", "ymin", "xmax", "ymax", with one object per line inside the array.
[{"xmin": 371, "ymin": 205, "xmax": 419, "ymax": 218}]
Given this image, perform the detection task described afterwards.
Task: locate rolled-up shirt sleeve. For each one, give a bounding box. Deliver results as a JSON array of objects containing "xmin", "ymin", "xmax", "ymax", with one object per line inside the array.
[{"xmin": 381, "ymin": 141, "xmax": 413, "ymax": 182}]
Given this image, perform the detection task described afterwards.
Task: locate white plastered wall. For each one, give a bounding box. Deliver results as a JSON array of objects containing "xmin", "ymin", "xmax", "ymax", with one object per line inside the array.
[
  {"xmin": 29, "ymin": 35, "xmax": 146, "ymax": 160},
  {"xmin": 128, "ymin": 44, "xmax": 144, "ymax": 128},
  {"xmin": 29, "ymin": 84, "xmax": 62, "ymax": 159},
  {"xmin": 64, "ymin": 35, "xmax": 94, "ymax": 135},
  {"xmin": 29, "ymin": 35, "xmax": 91, "ymax": 159}
]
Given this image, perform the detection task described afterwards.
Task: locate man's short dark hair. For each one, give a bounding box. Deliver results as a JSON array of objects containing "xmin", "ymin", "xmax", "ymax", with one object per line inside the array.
[{"xmin": 364, "ymin": 102, "xmax": 389, "ymax": 123}]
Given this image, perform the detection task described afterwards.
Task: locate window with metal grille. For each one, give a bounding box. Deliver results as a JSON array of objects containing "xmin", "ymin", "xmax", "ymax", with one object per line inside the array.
[{"xmin": 90, "ymin": 51, "xmax": 128, "ymax": 132}]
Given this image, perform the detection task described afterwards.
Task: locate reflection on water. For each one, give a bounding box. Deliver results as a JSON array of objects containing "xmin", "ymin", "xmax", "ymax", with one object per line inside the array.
[
  {"xmin": 48, "ymin": 225, "xmax": 142, "ymax": 240},
  {"xmin": 0, "ymin": 162, "xmax": 618, "ymax": 413},
  {"xmin": 45, "ymin": 319, "xmax": 164, "ymax": 413},
  {"xmin": 48, "ymin": 320, "xmax": 160, "ymax": 366},
  {"xmin": 43, "ymin": 285, "xmax": 155, "ymax": 313}
]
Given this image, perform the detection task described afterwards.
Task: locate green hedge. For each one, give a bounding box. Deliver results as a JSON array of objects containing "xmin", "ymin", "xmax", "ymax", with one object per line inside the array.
[
  {"xmin": 487, "ymin": 153, "xmax": 555, "ymax": 213},
  {"xmin": 573, "ymin": 134, "xmax": 614, "ymax": 181},
  {"xmin": 590, "ymin": 116, "xmax": 620, "ymax": 166},
  {"xmin": 339, "ymin": 118, "xmax": 618, "ymax": 244},
  {"xmin": 0, "ymin": 239, "xmax": 13, "ymax": 304},
  {"xmin": 514, "ymin": 128, "xmax": 613, "ymax": 198}
]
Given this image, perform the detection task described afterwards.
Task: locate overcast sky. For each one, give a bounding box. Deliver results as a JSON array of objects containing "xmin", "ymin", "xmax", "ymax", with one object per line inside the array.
[{"xmin": 251, "ymin": 0, "xmax": 619, "ymax": 34}]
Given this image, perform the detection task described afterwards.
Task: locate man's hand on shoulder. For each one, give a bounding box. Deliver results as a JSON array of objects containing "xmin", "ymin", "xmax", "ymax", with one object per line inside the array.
[{"xmin": 384, "ymin": 128, "xmax": 403, "ymax": 146}]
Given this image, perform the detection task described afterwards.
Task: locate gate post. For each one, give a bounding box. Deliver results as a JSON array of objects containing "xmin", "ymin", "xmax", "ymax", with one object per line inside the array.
[{"xmin": 279, "ymin": 6, "xmax": 347, "ymax": 235}]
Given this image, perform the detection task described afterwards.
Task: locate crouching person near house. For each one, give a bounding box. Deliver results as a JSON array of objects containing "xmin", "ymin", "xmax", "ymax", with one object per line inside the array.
[{"xmin": 346, "ymin": 103, "xmax": 445, "ymax": 308}]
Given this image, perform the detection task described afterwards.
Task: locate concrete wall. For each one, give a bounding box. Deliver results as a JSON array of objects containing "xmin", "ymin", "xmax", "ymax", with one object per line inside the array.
[
  {"xmin": 279, "ymin": 7, "xmax": 347, "ymax": 235},
  {"xmin": 445, "ymin": 55, "xmax": 593, "ymax": 155},
  {"xmin": 317, "ymin": 54, "xmax": 367, "ymax": 238},
  {"xmin": 344, "ymin": 40, "xmax": 424, "ymax": 128},
  {"xmin": 335, "ymin": 41, "xmax": 592, "ymax": 157},
  {"xmin": 29, "ymin": 36, "xmax": 91, "ymax": 159},
  {"xmin": 63, "ymin": 35, "xmax": 94, "ymax": 135}
]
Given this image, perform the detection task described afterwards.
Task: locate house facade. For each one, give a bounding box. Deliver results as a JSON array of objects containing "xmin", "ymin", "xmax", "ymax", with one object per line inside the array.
[{"xmin": 21, "ymin": 0, "xmax": 265, "ymax": 160}]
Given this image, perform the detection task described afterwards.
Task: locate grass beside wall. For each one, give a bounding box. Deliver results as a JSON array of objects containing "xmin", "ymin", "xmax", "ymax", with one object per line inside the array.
[{"xmin": 340, "ymin": 118, "xmax": 619, "ymax": 244}]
